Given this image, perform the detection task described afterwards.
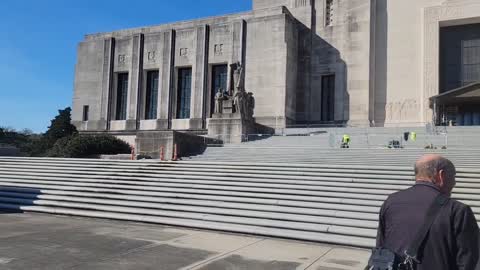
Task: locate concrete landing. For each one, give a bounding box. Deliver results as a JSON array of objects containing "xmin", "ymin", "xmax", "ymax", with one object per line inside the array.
[{"xmin": 0, "ymin": 211, "xmax": 370, "ymax": 270}]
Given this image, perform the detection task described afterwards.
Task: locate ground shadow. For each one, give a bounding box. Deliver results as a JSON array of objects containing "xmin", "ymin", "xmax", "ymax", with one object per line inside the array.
[{"xmin": 0, "ymin": 186, "xmax": 41, "ymax": 214}]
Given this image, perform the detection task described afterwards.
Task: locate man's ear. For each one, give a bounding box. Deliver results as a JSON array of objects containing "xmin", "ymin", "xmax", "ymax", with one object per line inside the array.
[{"xmin": 437, "ymin": 169, "xmax": 446, "ymax": 188}]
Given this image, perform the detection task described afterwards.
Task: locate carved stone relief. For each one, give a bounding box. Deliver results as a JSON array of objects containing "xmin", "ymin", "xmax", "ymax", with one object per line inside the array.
[
  {"xmin": 294, "ymin": 0, "xmax": 308, "ymax": 8},
  {"xmin": 147, "ymin": 51, "xmax": 156, "ymax": 62},
  {"xmin": 118, "ymin": 54, "xmax": 126, "ymax": 65},
  {"xmin": 179, "ymin": 48, "xmax": 189, "ymax": 57},
  {"xmin": 214, "ymin": 44, "xmax": 224, "ymax": 56},
  {"xmin": 385, "ymin": 99, "xmax": 420, "ymax": 121}
]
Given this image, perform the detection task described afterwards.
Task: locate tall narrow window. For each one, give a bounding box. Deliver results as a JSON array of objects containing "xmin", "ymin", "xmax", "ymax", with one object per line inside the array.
[
  {"xmin": 145, "ymin": 71, "xmax": 159, "ymax": 120},
  {"xmin": 462, "ymin": 39, "xmax": 480, "ymax": 86},
  {"xmin": 116, "ymin": 73, "xmax": 129, "ymax": 120},
  {"xmin": 321, "ymin": 75, "xmax": 335, "ymax": 122},
  {"xmin": 440, "ymin": 23, "xmax": 480, "ymax": 92},
  {"xmin": 211, "ymin": 65, "xmax": 228, "ymax": 116},
  {"xmin": 325, "ymin": 0, "xmax": 334, "ymax": 26},
  {"xmin": 82, "ymin": 105, "xmax": 89, "ymax": 121},
  {"xmin": 176, "ymin": 68, "xmax": 192, "ymax": 119}
]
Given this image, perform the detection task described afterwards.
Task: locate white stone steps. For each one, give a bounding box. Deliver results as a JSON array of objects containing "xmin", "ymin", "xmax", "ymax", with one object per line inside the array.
[
  {"xmin": 0, "ymin": 162, "xmax": 417, "ymax": 177},
  {"xmin": 0, "ymin": 203, "xmax": 376, "ymax": 248},
  {"xmin": 0, "ymin": 169, "xmax": 418, "ymax": 190},
  {"xmin": 0, "ymin": 179, "xmax": 389, "ymax": 204},
  {"xmin": 0, "ymin": 192, "xmax": 378, "ymax": 229},
  {"xmin": 1, "ymin": 156, "xmax": 479, "ymax": 249},
  {"xmin": 2, "ymin": 169, "xmax": 480, "ymax": 195},
  {"xmin": 0, "ymin": 177, "xmax": 394, "ymax": 199},
  {"xmin": 0, "ymin": 165, "xmax": 417, "ymax": 183},
  {"xmin": 0, "ymin": 185, "xmax": 384, "ymax": 210},
  {"xmin": 4, "ymin": 156, "xmax": 479, "ymax": 171},
  {"xmin": 0, "ymin": 190, "xmax": 379, "ymax": 221},
  {"xmin": 0, "ymin": 172, "xmax": 419, "ymax": 197},
  {"xmin": 0, "ymin": 198, "xmax": 378, "ymax": 239},
  {"xmin": 8, "ymin": 156, "xmax": 480, "ymax": 174},
  {"xmin": 0, "ymin": 157, "xmax": 415, "ymax": 171},
  {"xmin": 0, "ymin": 176, "xmax": 479, "ymax": 213}
]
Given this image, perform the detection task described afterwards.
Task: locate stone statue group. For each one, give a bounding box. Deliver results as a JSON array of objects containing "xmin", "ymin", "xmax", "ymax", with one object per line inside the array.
[{"xmin": 214, "ymin": 62, "xmax": 255, "ymax": 121}]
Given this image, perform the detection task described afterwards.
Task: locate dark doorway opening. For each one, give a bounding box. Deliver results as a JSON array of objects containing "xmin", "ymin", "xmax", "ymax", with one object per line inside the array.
[{"xmin": 321, "ymin": 74, "xmax": 335, "ymax": 122}]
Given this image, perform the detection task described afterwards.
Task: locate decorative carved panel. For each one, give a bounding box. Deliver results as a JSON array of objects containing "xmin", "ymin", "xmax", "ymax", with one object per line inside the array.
[
  {"xmin": 147, "ymin": 51, "xmax": 156, "ymax": 62},
  {"xmin": 214, "ymin": 44, "xmax": 224, "ymax": 56},
  {"xmin": 118, "ymin": 54, "xmax": 126, "ymax": 65},
  {"xmin": 180, "ymin": 48, "xmax": 189, "ymax": 57},
  {"xmin": 385, "ymin": 99, "xmax": 420, "ymax": 121},
  {"xmin": 294, "ymin": 0, "xmax": 308, "ymax": 8}
]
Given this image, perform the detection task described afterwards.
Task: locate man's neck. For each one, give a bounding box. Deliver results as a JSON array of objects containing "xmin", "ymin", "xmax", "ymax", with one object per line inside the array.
[{"xmin": 416, "ymin": 178, "xmax": 433, "ymax": 183}]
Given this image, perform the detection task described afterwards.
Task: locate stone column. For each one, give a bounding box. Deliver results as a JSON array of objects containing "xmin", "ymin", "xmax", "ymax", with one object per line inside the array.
[
  {"xmin": 228, "ymin": 20, "xmax": 246, "ymax": 95},
  {"xmin": 190, "ymin": 25, "xmax": 208, "ymax": 129},
  {"xmin": 126, "ymin": 34, "xmax": 144, "ymax": 130},
  {"xmin": 101, "ymin": 38, "xmax": 115, "ymax": 130},
  {"xmin": 158, "ymin": 30, "xmax": 174, "ymax": 129}
]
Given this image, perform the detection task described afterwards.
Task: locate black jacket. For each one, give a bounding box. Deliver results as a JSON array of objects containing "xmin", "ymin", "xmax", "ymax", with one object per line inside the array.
[{"xmin": 376, "ymin": 182, "xmax": 479, "ymax": 270}]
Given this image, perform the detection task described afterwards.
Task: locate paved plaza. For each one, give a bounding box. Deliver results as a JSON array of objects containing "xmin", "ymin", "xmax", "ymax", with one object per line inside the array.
[{"xmin": 0, "ymin": 210, "xmax": 369, "ymax": 270}]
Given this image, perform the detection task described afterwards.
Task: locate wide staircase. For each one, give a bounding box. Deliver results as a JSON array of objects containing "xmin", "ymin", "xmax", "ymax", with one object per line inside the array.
[
  {"xmin": 189, "ymin": 146, "xmax": 480, "ymax": 167},
  {"xmin": 250, "ymin": 126, "xmax": 480, "ymax": 149},
  {"xmin": 1, "ymin": 156, "xmax": 480, "ymax": 249}
]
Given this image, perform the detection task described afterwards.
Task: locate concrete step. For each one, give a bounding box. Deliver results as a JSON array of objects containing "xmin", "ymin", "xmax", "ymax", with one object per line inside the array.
[
  {"xmin": 0, "ymin": 157, "xmax": 479, "ymax": 249},
  {"xmin": 0, "ymin": 203, "xmax": 376, "ymax": 247}
]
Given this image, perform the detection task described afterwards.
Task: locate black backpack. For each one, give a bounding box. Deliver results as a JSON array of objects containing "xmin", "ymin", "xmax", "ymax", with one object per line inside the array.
[{"xmin": 366, "ymin": 194, "xmax": 449, "ymax": 270}]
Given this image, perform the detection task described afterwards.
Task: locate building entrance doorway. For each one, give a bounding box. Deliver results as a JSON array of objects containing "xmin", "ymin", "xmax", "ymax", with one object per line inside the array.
[
  {"xmin": 321, "ymin": 75, "xmax": 335, "ymax": 122},
  {"xmin": 440, "ymin": 23, "xmax": 480, "ymax": 93},
  {"xmin": 430, "ymin": 83, "xmax": 480, "ymax": 126}
]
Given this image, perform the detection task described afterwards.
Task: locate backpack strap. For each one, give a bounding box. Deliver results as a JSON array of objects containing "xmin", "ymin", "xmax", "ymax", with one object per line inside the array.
[{"xmin": 404, "ymin": 193, "xmax": 449, "ymax": 262}]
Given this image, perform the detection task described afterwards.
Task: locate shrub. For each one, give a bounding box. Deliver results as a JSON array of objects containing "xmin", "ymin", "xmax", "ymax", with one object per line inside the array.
[
  {"xmin": 46, "ymin": 136, "xmax": 74, "ymax": 157},
  {"xmin": 49, "ymin": 135, "xmax": 131, "ymax": 158}
]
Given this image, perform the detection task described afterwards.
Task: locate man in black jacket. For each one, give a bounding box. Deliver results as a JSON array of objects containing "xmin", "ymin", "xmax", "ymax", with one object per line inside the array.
[{"xmin": 376, "ymin": 154, "xmax": 479, "ymax": 270}]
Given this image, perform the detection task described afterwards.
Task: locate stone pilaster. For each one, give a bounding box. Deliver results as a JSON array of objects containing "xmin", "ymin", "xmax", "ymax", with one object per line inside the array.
[
  {"xmin": 101, "ymin": 38, "xmax": 115, "ymax": 130},
  {"xmin": 126, "ymin": 34, "xmax": 144, "ymax": 130}
]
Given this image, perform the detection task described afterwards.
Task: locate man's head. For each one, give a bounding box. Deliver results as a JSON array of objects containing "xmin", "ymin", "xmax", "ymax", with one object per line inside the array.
[{"xmin": 414, "ymin": 154, "xmax": 456, "ymax": 196}]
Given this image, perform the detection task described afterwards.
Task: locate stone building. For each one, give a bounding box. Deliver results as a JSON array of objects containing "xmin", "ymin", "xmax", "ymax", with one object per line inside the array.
[{"xmin": 72, "ymin": 0, "xmax": 480, "ymax": 139}]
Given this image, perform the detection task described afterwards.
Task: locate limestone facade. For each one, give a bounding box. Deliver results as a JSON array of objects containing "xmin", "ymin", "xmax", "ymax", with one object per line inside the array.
[{"xmin": 72, "ymin": 0, "xmax": 480, "ymax": 133}]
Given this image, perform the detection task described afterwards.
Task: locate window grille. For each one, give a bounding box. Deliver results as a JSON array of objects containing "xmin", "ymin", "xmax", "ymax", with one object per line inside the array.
[{"xmin": 326, "ymin": 0, "xmax": 334, "ymax": 26}]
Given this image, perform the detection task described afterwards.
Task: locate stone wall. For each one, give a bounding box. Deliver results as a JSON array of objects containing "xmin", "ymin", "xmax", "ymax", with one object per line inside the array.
[
  {"xmin": 136, "ymin": 131, "xmax": 221, "ymax": 159},
  {"xmin": 245, "ymin": 11, "xmax": 295, "ymax": 128},
  {"xmin": 372, "ymin": 0, "xmax": 480, "ymax": 126},
  {"xmin": 253, "ymin": 0, "xmax": 289, "ymax": 10},
  {"xmin": 72, "ymin": 7, "xmax": 296, "ymax": 132},
  {"xmin": 72, "ymin": 0, "xmax": 480, "ymax": 133}
]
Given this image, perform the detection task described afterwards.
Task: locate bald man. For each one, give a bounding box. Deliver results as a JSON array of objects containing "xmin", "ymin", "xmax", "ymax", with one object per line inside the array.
[{"xmin": 376, "ymin": 155, "xmax": 479, "ymax": 270}]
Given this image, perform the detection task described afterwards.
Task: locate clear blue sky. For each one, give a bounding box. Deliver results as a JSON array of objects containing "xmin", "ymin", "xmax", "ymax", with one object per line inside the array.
[{"xmin": 0, "ymin": 0, "xmax": 251, "ymax": 133}]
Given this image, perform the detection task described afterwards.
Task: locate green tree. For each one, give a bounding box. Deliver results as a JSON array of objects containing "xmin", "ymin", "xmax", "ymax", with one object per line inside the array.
[
  {"xmin": 26, "ymin": 107, "xmax": 78, "ymax": 156},
  {"xmin": 44, "ymin": 107, "xmax": 78, "ymax": 147}
]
